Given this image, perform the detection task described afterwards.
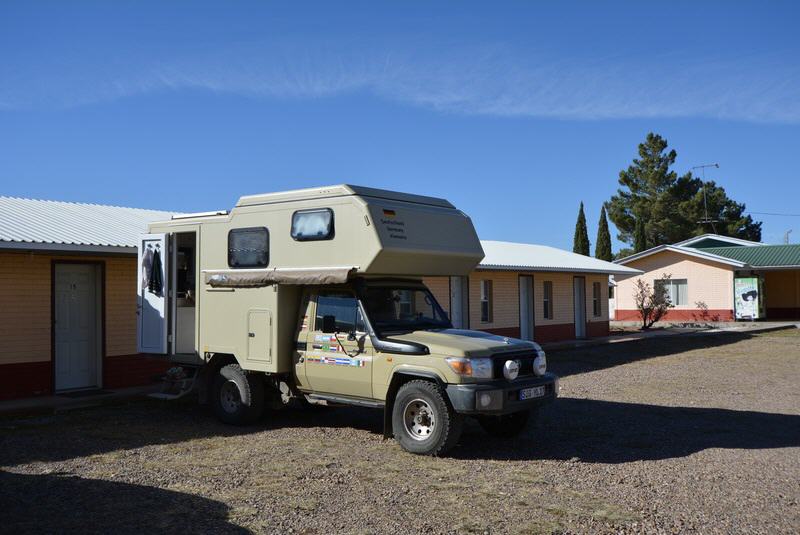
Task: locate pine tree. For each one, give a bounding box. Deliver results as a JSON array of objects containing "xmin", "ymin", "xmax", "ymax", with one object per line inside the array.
[
  {"xmin": 595, "ymin": 206, "xmax": 612, "ymax": 261},
  {"xmin": 573, "ymin": 202, "xmax": 590, "ymax": 256},
  {"xmin": 634, "ymin": 216, "xmax": 647, "ymax": 253}
]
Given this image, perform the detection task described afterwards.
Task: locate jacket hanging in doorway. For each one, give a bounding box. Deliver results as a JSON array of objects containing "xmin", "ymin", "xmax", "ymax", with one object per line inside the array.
[{"xmin": 148, "ymin": 248, "xmax": 163, "ymax": 296}]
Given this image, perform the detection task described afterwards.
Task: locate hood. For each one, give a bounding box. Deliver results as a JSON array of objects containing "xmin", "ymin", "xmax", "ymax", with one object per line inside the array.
[{"xmin": 384, "ymin": 328, "xmax": 540, "ymax": 357}]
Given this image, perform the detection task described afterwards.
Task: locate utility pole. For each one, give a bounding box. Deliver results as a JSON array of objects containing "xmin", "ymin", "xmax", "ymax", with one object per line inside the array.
[
  {"xmin": 691, "ymin": 163, "xmax": 720, "ymax": 233},
  {"xmin": 785, "ymin": 229, "xmax": 793, "ymax": 244}
]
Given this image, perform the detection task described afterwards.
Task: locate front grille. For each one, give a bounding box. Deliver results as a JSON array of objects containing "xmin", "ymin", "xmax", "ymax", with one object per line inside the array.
[{"xmin": 491, "ymin": 350, "xmax": 538, "ymax": 379}]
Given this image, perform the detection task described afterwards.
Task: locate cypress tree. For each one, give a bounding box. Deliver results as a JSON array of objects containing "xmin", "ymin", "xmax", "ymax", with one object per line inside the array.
[
  {"xmin": 573, "ymin": 202, "xmax": 590, "ymax": 256},
  {"xmin": 634, "ymin": 216, "xmax": 647, "ymax": 253},
  {"xmin": 595, "ymin": 206, "xmax": 612, "ymax": 261}
]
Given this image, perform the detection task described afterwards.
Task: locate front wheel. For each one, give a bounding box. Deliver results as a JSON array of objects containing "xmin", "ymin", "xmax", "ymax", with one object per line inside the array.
[
  {"xmin": 211, "ymin": 364, "xmax": 265, "ymax": 425},
  {"xmin": 477, "ymin": 409, "xmax": 533, "ymax": 438},
  {"xmin": 391, "ymin": 380, "xmax": 463, "ymax": 456}
]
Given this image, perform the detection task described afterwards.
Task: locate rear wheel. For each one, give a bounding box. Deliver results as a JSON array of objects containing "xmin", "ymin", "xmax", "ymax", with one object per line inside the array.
[
  {"xmin": 391, "ymin": 380, "xmax": 463, "ymax": 456},
  {"xmin": 211, "ymin": 364, "xmax": 264, "ymax": 425},
  {"xmin": 477, "ymin": 409, "xmax": 533, "ymax": 438}
]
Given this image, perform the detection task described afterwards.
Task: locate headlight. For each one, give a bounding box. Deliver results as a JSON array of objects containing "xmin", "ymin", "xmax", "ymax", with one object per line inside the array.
[
  {"xmin": 533, "ymin": 351, "xmax": 547, "ymax": 376},
  {"xmin": 445, "ymin": 357, "xmax": 493, "ymax": 379}
]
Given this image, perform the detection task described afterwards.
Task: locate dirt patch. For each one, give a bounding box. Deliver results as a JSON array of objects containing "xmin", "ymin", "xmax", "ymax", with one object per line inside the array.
[{"xmin": 2, "ymin": 331, "xmax": 798, "ymax": 534}]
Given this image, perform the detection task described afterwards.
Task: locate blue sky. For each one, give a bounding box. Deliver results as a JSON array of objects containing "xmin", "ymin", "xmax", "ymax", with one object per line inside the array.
[{"xmin": 1, "ymin": 1, "xmax": 798, "ymax": 250}]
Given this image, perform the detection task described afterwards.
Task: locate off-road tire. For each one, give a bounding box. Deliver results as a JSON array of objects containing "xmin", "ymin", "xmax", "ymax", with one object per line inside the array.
[
  {"xmin": 211, "ymin": 364, "xmax": 265, "ymax": 425},
  {"xmin": 477, "ymin": 409, "xmax": 533, "ymax": 438},
  {"xmin": 392, "ymin": 380, "xmax": 463, "ymax": 456}
]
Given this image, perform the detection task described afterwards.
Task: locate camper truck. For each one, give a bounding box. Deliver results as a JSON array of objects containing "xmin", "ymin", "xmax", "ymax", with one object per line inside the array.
[{"xmin": 137, "ymin": 185, "xmax": 557, "ymax": 455}]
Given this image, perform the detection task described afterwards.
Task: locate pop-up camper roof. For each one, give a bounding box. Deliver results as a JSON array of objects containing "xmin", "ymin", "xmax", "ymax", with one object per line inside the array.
[{"xmin": 149, "ymin": 185, "xmax": 484, "ymax": 286}]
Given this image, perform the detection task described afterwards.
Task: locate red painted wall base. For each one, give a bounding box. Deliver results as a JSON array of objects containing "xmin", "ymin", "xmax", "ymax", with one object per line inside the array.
[
  {"xmin": 0, "ymin": 361, "xmax": 53, "ymax": 400},
  {"xmin": 104, "ymin": 354, "xmax": 170, "ymax": 389},
  {"xmin": 615, "ymin": 309, "xmax": 734, "ymax": 322}
]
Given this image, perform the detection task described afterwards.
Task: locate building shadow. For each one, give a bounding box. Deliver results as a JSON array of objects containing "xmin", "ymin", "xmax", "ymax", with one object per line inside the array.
[
  {"xmin": 548, "ymin": 331, "xmax": 758, "ymax": 378},
  {"xmin": 453, "ymin": 397, "xmax": 800, "ymax": 463},
  {"xmin": 0, "ymin": 399, "xmax": 382, "ymax": 467},
  {"xmin": 0, "ymin": 470, "xmax": 248, "ymax": 534}
]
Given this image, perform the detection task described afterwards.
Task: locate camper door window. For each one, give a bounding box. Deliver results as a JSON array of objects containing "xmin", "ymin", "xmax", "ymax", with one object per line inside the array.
[
  {"xmin": 228, "ymin": 227, "xmax": 269, "ymax": 268},
  {"xmin": 291, "ymin": 208, "xmax": 334, "ymax": 241}
]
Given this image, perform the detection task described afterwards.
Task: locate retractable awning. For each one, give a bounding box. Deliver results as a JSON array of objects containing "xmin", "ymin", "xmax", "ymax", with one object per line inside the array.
[{"xmin": 203, "ymin": 266, "xmax": 358, "ymax": 288}]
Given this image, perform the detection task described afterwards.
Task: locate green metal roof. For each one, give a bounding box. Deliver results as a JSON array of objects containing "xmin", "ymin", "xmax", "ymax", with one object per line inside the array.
[
  {"xmin": 701, "ymin": 244, "xmax": 800, "ymax": 268},
  {"xmin": 687, "ymin": 237, "xmax": 749, "ymax": 249}
]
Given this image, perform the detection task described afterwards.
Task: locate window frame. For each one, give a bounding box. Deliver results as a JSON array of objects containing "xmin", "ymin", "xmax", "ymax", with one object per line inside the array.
[
  {"xmin": 656, "ymin": 278, "xmax": 688, "ymax": 306},
  {"xmin": 291, "ymin": 208, "xmax": 335, "ymax": 242},
  {"xmin": 543, "ymin": 281, "xmax": 553, "ymax": 320},
  {"xmin": 227, "ymin": 227, "xmax": 270, "ymax": 268},
  {"xmin": 592, "ymin": 281, "xmax": 602, "ymax": 317},
  {"xmin": 480, "ymin": 279, "xmax": 493, "ymax": 323}
]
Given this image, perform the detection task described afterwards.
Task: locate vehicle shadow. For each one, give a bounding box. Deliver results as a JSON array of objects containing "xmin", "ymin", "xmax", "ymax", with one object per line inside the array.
[
  {"xmin": 0, "ymin": 470, "xmax": 248, "ymax": 534},
  {"xmin": 548, "ymin": 331, "xmax": 757, "ymax": 378},
  {"xmin": 453, "ymin": 397, "xmax": 800, "ymax": 463}
]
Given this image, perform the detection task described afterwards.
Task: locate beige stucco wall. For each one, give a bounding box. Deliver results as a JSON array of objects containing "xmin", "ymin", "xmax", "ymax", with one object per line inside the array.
[
  {"xmin": 615, "ymin": 250, "xmax": 735, "ymax": 312},
  {"xmin": 0, "ymin": 251, "xmax": 137, "ymax": 366}
]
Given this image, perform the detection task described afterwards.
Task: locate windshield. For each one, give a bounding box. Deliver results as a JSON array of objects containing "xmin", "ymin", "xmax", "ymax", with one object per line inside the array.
[{"xmin": 362, "ymin": 286, "xmax": 451, "ymax": 332}]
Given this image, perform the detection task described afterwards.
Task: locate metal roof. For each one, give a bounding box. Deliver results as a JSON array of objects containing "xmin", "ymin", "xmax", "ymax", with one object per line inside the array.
[
  {"xmin": 478, "ymin": 240, "xmax": 642, "ymax": 275},
  {"xmin": 615, "ymin": 244, "xmax": 748, "ymax": 268},
  {"xmin": 674, "ymin": 233, "xmax": 761, "ymax": 249},
  {"xmin": 699, "ymin": 244, "xmax": 800, "ymax": 268},
  {"xmin": 0, "ymin": 196, "xmax": 176, "ymax": 254}
]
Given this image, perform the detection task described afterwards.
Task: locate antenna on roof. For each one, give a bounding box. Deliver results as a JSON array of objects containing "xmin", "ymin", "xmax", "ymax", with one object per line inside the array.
[
  {"xmin": 785, "ymin": 229, "xmax": 793, "ymax": 244},
  {"xmin": 691, "ymin": 163, "xmax": 720, "ymax": 233}
]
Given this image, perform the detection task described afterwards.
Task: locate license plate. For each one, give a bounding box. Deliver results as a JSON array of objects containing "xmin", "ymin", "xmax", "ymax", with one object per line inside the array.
[{"xmin": 519, "ymin": 386, "xmax": 545, "ymax": 400}]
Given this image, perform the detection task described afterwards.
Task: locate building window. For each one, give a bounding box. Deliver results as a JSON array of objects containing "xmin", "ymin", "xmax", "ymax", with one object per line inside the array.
[
  {"xmin": 291, "ymin": 208, "xmax": 334, "ymax": 241},
  {"xmin": 480, "ymin": 280, "xmax": 493, "ymax": 323},
  {"xmin": 608, "ymin": 285, "xmax": 615, "ymax": 299},
  {"xmin": 543, "ymin": 281, "xmax": 553, "ymax": 319},
  {"xmin": 592, "ymin": 281, "xmax": 602, "ymax": 317},
  {"xmin": 228, "ymin": 227, "xmax": 269, "ymax": 268},
  {"xmin": 656, "ymin": 278, "xmax": 688, "ymax": 306}
]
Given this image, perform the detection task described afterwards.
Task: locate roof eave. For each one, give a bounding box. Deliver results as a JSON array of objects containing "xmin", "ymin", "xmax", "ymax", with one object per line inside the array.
[
  {"xmin": 615, "ymin": 245, "xmax": 747, "ymax": 268},
  {"xmin": 477, "ymin": 264, "xmax": 642, "ymax": 275},
  {"xmin": 0, "ymin": 241, "xmax": 136, "ymax": 255}
]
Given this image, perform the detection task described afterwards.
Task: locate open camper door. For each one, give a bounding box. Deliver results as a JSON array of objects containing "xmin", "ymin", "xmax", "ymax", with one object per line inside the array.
[{"xmin": 137, "ymin": 233, "xmax": 169, "ymax": 354}]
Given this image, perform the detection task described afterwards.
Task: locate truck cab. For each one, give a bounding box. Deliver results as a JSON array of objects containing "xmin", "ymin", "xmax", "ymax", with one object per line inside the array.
[
  {"xmin": 137, "ymin": 185, "xmax": 557, "ymax": 455},
  {"xmin": 291, "ymin": 279, "xmax": 557, "ymax": 454}
]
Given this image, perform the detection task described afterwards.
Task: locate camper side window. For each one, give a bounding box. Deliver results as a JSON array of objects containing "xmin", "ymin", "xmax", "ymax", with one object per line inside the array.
[
  {"xmin": 228, "ymin": 227, "xmax": 269, "ymax": 268},
  {"xmin": 291, "ymin": 208, "xmax": 334, "ymax": 241}
]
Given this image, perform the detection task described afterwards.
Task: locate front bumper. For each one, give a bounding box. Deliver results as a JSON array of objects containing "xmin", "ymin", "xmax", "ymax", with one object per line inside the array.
[{"xmin": 445, "ymin": 372, "xmax": 558, "ymax": 415}]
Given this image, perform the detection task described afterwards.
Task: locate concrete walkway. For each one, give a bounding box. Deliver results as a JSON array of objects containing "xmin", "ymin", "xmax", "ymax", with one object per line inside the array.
[
  {"xmin": 543, "ymin": 321, "xmax": 799, "ymax": 351},
  {"xmin": 0, "ymin": 384, "xmax": 160, "ymax": 419}
]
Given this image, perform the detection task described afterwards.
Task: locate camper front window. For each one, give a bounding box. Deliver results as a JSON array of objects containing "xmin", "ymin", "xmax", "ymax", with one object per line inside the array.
[
  {"xmin": 362, "ymin": 286, "xmax": 450, "ymax": 332},
  {"xmin": 228, "ymin": 227, "xmax": 269, "ymax": 268}
]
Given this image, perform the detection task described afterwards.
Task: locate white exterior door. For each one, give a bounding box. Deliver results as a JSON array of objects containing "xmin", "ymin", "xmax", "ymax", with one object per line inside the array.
[
  {"xmin": 519, "ymin": 275, "xmax": 534, "ymax": 340},
  {"xmin": 55, "ymin": 264, "xmax": 100, "ymax": 391},
  {"xmin": 574, "ymin": 276, "xmax": 586, "ymax": 339},
  {"xmin": 137, "ymin": 233, "xmax": 169, "ymax": 354},
  {"xmin": 449, "ymin": 276, "xmax": 469, "ymax": 328}
]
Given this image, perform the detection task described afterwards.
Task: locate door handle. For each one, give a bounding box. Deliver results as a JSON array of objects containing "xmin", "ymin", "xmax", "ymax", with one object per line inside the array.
[{"xmin": 248, "ymin": 332, "xmax": 255, "ymax": 338}]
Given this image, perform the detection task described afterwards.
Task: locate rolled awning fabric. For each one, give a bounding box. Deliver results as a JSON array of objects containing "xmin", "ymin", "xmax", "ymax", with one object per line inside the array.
[{"xmin": 203, "ymin": 266, "xmax": 357, "ymax": 288}]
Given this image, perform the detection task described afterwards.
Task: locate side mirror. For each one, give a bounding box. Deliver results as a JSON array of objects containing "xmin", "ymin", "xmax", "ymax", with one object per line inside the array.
[{"xmin": 321, "ymin": 315, "xmax": 337, "ymax": 333}]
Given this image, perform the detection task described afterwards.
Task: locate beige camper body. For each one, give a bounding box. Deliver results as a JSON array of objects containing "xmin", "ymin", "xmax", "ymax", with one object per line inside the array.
[
  {"xmin": 140, "ymin": 185, "xmax": 482, "ymax": 371},
  {"xmin": 137, "ymin": 185, "xmax": 557, "ymax": 455}
]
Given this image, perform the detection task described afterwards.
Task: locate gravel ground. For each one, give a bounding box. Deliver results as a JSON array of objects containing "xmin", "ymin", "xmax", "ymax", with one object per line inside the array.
[{"xmin": 1, "ymin": 329, "xmax": 798, "ymax": 534}]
